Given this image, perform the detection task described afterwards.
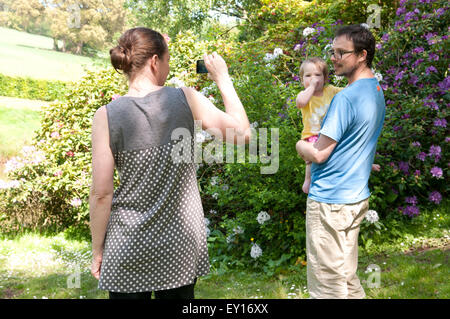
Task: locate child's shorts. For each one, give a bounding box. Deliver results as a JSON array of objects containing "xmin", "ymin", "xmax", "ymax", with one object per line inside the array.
[{"xmin": 304, "ymin": 135, "xmax": 319, "ymax": 143}]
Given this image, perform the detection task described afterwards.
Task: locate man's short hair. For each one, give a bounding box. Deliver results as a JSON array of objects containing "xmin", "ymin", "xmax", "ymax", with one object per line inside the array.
[{"xmin": 335, "ymin": 25, "xmax": 376, "ymax": 68}]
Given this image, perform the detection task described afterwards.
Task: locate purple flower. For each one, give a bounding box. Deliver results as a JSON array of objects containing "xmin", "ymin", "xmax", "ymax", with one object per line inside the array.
[
  {"xmin": 424, "ymin": 32, "xmax": 437, "ymax": 41},
  {"xmin": 414, "ymin": 170, "xmax": 421, "ymax": 177},
  {"xmin": 428, "ymin": 53, "xmax": 439, "ymax": 61},
  {"xmin": 412, "ymin": 47, "xmax": 424, "ymax": 54},
  {"xmin": 434, "ymin": 8, "xmax": 446, "ymax": 17},
  {"xmin": 399, "ymin": 161, "xmax": 409, "ymax": 174},
  {"xmin": 434, "ymin": 118, "xmax": 447, "ymax": 128},
  {"xmin": 401, "ymin": 113, "xmax": 410, "ymax": 119},
  {"xmin": 292, "ymin": 75, "xmax": 300, "ymax": 81},
  {"xmin": 403, "ymin": 205, "xmax": 420, "ymax": 217},
  {"xmin": 404, "ymin": 11, "xmax": 417, "ymax": 21},
  {"xmin": 381, "ymin": 33, "xmax": 390, "ymax": 42},
  {"xmin": 437, "ymin": 77, "xmax": 450, "ymax": 92},
  {"xmin": 423, "ymin": 97, "xmax": 439, "ymax": 110},
  {"xmin": 411, "ymin": 141, "xmax": 421, "ymax": 147},
  {"xmin": 396, "ymin": 7, "xmax": 406, "ymax": 16},
  {"xmin": 408, "ymin": 75, "xmax": 419, "ymax": 85},
  {"xmin": 428, "ymin": 191, "xmax": 442, "ymax": 204},
  {"xmin": 412, "ymin": 59, "xmax": 424, "ymax": 68},
  {"xmin": 395, "ymin": 71, "xmax": 405, "ymax": 81},
  {"xmin": 405, "ymin": 196, "xmax": 418, "ymax": 205},
  {"xmin": 426, "ymin": 66, "xmax": 438, "ymax": 75},
  {"xmin": 417, "ymin": 152, "xmax": 427, "ymax": 161},
  {"xmin": 386, "ymin": 67, "xmax": 396, "ymax": 75},
  {"xmin": 430, "ymin": 166, "xmax": 443, "ymax": 178},
  {"xmin": 393, "ymin": 125, "xmax": 402, "ymax": 132},
  {"xmin": 376, "ymin": 43, "xmax": 382, "ymax": 50},
  {"xmin": 429, "ymin": 145, "xmax": 441, "ymax": 156},
  {"xmin": 446, "ymin": 137, "xmax": 450, "ymax": 143}
]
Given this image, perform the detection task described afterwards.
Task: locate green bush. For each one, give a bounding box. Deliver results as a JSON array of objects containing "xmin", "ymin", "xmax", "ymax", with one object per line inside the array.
[
  {"xmin": 0, "ymin": 73, "xmax": 69, "ymax": 101},
  {"xmin": 0, "ymin": 69, "xmax": 127, "ymax": 233}
]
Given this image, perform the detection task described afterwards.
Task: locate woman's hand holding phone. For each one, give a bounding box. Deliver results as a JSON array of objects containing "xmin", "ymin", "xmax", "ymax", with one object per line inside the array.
[{"xmin": 203, "ymin": 52, "xmax": 230, "ymax": 85}]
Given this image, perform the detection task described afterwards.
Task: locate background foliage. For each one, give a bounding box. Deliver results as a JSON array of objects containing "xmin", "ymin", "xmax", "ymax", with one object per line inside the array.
[{"xmin": 0, "ymin": 73, "xmax": 69, "ymax": 101}]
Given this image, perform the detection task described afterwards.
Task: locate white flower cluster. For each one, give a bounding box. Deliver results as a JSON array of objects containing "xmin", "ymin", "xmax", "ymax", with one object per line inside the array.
[
  {"xmin": 233, "ymin": 226, "xmax": 244, "ymax": 234},
  {"xmin": 303, "ymin": 27, "xmax": 316, "ymax": 37},
  {"xmin": 210, "ymin": 176, "xmax": 219, "ymax": 186},
  {"xmin": 250, "ymin": 243, "xmax": 262, "ymax": 259},
  {"xmin": 256, "ymin": 211, "xmax": 271, "ymax": 225},
  {"xmin": 167, "ymin": 76, "xmax": 185, "ymax": 88},
  {"xmin": 200, "ymin": 83, "xmax": 217, "ymax": 96},
  {"xmin": 263, "ymin": 47, "xmax": 284, "ymax": 62},
  {"xmin": 365, "ymin": 210, "xmax": 379, "ymax": 224},
  {"xmin": 371, "ymin": 69, "xmax": 383, "ymax": 82}
]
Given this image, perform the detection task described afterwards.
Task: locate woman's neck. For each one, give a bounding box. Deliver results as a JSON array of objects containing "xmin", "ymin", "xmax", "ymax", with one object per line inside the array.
[{"xmin": 127, "ymin": 74, "xmax": 162, "ymax": 97}]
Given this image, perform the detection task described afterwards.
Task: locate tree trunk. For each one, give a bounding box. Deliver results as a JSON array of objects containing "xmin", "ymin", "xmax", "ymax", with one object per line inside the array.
[
  {"xmin": 75, "ymin": 42, "xmax": 83, "ymax": 55},
  {"xmin": 53, "ymin": 38, "xmax": 59, "ymax": 51}
]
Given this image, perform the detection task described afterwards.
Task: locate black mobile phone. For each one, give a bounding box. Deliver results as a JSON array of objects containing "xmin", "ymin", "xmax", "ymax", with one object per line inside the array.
[{"xmin": 196, "ymin": 60, "xmax": 208, "ymax": 73}]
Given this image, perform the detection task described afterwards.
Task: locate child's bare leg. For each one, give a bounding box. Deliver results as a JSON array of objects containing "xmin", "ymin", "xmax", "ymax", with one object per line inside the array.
[{"xmin": 302, "ymin": 162, "xmax": 312, "ymax": 194}]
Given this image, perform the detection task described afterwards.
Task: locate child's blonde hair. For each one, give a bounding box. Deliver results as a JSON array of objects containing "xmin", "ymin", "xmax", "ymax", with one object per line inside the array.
[{"xmin": 299, "ymin": 57, "xmax": 329, "ymax": 83}]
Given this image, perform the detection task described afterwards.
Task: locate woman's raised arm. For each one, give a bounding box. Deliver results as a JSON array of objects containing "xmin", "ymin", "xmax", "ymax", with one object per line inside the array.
[{"xmin": 182, "ymin": 52, "xmax": 251, "ymax": 144}]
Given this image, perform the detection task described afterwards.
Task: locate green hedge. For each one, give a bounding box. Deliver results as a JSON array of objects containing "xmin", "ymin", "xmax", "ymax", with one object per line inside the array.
[{"xmin": 0, "ymin": 73, "xmax": 69, "ymax": 101}]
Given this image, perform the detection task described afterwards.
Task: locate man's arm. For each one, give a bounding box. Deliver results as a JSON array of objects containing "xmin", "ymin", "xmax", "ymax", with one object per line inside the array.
[{"xmin": 296, "ymin": 134, "xmax": 337, "ymax": 164}]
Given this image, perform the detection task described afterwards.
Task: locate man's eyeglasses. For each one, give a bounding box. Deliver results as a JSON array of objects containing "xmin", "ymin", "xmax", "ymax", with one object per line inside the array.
[{"xmin": 327, "ymin": 49, "xmax": 355, "ymax": 60}]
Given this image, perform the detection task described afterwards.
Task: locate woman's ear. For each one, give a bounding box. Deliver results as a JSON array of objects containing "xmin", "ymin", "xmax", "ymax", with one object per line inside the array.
[{"xmin": 148, "ymin": 54, "xmax": 159, "ymax": 71}]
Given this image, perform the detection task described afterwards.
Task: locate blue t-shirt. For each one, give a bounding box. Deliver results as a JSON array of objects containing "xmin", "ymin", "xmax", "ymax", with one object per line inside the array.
[{"xmin": 309, "ymin": 78, "xmax": 385, "ymax": 204}]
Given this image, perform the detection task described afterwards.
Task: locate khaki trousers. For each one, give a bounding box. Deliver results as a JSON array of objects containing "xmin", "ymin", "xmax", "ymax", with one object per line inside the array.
[{"xmin": 306, "ymin": 197, "xmax": 369, "ymax": 299}]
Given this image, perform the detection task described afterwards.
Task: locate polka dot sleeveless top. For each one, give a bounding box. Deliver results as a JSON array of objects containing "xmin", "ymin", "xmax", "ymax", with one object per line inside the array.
[{"xmin": 98, "ymin": 87, "xmax": 209, "ymax": 293}]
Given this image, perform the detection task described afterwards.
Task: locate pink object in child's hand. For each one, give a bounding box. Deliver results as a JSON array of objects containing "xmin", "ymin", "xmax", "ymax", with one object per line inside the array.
[{"xmin": 305, "ymin": 135, "xmax": 319, "ymax": 143}]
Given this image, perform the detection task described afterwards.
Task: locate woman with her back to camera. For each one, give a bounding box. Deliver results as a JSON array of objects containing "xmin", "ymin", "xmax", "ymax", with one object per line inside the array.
[{"xmin": 89, "ymin": 27, "xmax": 250, "ymax": 299}]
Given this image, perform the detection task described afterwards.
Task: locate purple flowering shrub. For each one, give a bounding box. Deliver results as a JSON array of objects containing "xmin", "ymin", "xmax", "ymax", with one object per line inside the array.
[{"xmin": 371, "ymin": 0, "xmax": 449, "ymax": 218}]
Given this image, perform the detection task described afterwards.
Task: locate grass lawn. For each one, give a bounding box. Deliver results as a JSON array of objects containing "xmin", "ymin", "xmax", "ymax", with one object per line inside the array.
[
  {"xmin": 0, "ymin": 96, "xmax": 46, "ymax": 179},
  {"xmin": 0, "ymin": 207, "xmax": 448, "ymax": 299},
  {"xmin": 0, "ymin": 27, "xmax": 107, "ymax": 82}
]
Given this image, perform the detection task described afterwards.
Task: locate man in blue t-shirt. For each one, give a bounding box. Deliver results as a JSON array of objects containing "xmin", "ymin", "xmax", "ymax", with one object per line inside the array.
[{"xmin": 296, "ymin": 25, "xmax": 385, "ymax": 299}]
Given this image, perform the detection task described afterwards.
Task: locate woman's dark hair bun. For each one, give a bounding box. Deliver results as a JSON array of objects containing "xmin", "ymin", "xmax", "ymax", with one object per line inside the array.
[
  {"xmin": 110, "ymin": 45, "xmax": 131, "ymax": 73},
  {"xmin": 109, "ymin": 27, "xmax": 168, "ymax": 79}
]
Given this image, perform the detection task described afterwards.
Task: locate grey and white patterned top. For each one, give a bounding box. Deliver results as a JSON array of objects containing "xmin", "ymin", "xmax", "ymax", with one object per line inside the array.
[{"xmin": 98, "ymin": 87, "xmax": 209, "ymax": 293}]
